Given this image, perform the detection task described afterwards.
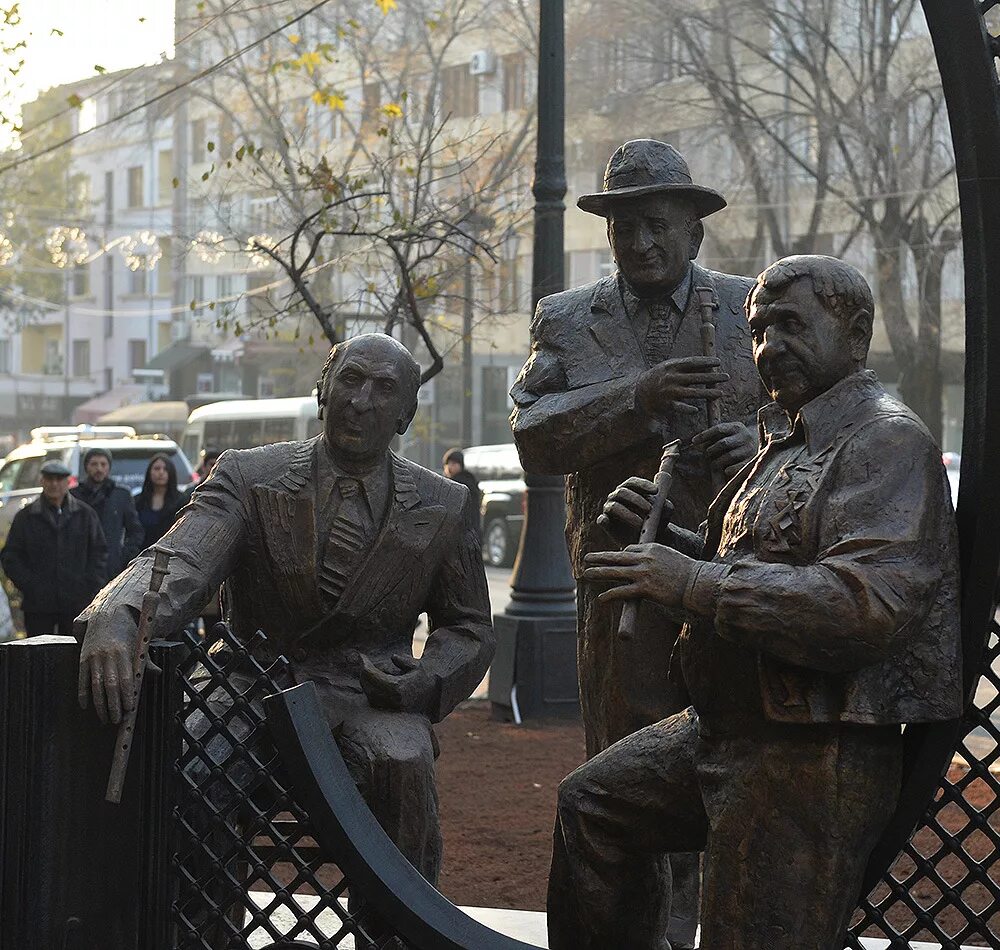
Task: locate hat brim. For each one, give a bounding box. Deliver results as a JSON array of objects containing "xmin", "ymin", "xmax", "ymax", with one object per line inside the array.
[{"xmin": 577, "ymin": 183, "xmax": 728, "ymax": 218}]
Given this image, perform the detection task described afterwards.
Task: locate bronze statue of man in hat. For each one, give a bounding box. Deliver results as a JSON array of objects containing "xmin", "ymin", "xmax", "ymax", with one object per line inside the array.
[{"xmin": 510, "ymin": 139, "xmax": 763, "ymax": 947}]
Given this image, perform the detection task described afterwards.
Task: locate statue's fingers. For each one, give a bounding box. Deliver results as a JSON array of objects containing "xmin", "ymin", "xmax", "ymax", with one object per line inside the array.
[
  {"xmin": 90, "ymin": 659, "xmax": 109, "ymax": 725},
  {"xmin": 581, "ymin": 564, "xmax": 640, "ymax": 583},
  {"xmin": 671, "ymin": 386, "xmax": 725, "ymax": 401},
  {"xmin": 703, "ymin": 434, "xmax": 745, "ymax": 460},
  {"xmin": 610, "ymin": 488, "xmax": 654, "ymax": 513},
  {"xmin": 104, "ymin": 654, "xmax": 123, "ymax": 726},
  {"xmin": 118, "ymin": 650, "xmax": 136, "ymax": 714},
  {"xmin": 584, "ymin": 550, "xmax": 643, "ymax": 565},
  {"xmin": 598, "ymin": 584, "xmax": 643, "ymax": 606},
  {"xmin": 620, "ymin": 476, "xmax": 656, "ymax": 494},
  {"xmin": 601, "ymin": 504, "xmax": 644, "ymax": 533},
  {"xmin": 665, "ymin": 371, "xmax": 731, "ymax": 385},
  {"xmin": 714, "ymin": 446, "xmax": 753, "ymax": 470},
  {"xmin": 670, "ymin": 401, "xmax": 701, "ymax": 415},
  {"xmin": 691, "ymin": 422, "xmax": 741, "ymax": 447}
]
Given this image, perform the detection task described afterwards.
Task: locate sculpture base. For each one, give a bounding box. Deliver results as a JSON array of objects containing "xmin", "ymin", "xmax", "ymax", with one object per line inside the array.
[{"xmin": 488, "ymin": 613, "xmax": 579, "ymax": 722}]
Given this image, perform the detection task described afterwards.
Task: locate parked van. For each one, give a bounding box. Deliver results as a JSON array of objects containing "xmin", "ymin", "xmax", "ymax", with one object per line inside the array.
[{"xmin": 181, "ymin": 396, "xmax": 321, "ymax": 460}]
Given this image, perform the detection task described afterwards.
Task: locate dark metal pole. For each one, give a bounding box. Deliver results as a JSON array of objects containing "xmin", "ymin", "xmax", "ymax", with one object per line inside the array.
[{"xmin": 505, "ymin": 0, "xmax": 576, "ymax": 619}]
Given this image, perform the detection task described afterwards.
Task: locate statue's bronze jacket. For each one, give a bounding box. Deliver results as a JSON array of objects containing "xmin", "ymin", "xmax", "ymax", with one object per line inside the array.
[
  {"xmin": 83, "ymin": 437, "xmax": 494, "ymax": 723},
  {"xmin": 679, "ymin": 371, "xmax": 962, "ymax": 727},
  {"xmin": 509, "ymin": 264, "xmax": 761, "ymax": 572}
]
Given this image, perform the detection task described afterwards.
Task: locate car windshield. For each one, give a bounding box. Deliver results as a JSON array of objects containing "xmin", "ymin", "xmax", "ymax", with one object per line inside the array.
[{"xmin": 80, "ymin": 447, "xmax": 194, "ymax": 491}]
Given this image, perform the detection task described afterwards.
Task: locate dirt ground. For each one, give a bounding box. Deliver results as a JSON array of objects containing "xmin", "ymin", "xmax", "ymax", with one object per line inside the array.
[{"xmin": 433, "ymin": 703, "xmax": 1000, "ymax": 945}]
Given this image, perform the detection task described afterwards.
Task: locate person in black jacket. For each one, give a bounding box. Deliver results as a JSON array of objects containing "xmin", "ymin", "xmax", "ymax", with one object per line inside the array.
[
  {"xmin": 70, "ymin": 447, "xmax": 143, "ymax": 581},
  {"xmin": 1, "ymin": 460, "xmax": 107, "ymax": 636},
  {"xmin": 134, "ymin": 453, "xmax": 183, "ymax": 547}
]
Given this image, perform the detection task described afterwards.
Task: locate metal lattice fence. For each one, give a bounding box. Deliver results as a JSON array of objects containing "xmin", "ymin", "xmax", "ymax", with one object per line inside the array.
[
  {"xmin": 847, "ymin": 620, "xmax": 1000, "ymax": 948},
  {"xmin": 171, "ymin": 625, "xmax": 392, "ymax": 950}
]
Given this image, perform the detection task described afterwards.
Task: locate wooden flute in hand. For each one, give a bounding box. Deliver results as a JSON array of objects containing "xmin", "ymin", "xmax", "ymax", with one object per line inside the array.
[
  {"xmin": 105, "ymin": 547, "xmax": 171, "ymax": 804},
  {"xmin": 617, "ymin": 439, "xmax": 682, "ymax": 640}
]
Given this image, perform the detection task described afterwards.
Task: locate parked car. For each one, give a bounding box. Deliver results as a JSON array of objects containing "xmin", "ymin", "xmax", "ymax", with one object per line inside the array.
[
  {"xmin": 0, "ymin": 425, "xmax": 194, "ymax": 542},
  {"xmin": 463, "ymin": 443, "xmax": 526, "ymax": 568}
]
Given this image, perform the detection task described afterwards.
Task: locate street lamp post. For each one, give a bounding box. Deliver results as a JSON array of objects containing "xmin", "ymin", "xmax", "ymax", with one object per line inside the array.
[{"xmin": 490, "ymin": 0, "xmax": 578, "ymax": 722}]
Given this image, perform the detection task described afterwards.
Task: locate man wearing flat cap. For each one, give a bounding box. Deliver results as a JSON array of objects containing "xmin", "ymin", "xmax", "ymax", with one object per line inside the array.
[
  {"xmin": 1, "ymin": 459, "xmax": 107, "ymax": 636},
  {"xmin": 510, "ymin": 139, "xmax": 763, "ymax": 946}
]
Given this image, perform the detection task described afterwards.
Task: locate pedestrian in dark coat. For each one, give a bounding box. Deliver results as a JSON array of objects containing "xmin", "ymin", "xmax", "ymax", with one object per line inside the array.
[
  {"xmin": 134, "ymin": 453, "xmax": 183, "ymax": 547},
  {"xmin": 71, "ymin": 447, "xmax": 143, "ymax": 580},
  {"xmin": 1, "ymin": 460, "xmax": 107, "ymax": 636}
]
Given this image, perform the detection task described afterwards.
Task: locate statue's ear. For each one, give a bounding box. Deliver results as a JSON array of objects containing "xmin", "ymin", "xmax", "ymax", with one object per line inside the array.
[
  {"xmin": 848, "ymin": 308, "xmax": 874, "ymax": 362},
  {"xmin": 688, "ymin": 219, "xmax": 705, "ymax": 259}
]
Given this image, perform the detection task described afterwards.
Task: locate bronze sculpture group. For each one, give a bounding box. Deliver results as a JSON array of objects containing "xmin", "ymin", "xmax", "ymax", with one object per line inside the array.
[{"xmin": 74, "ymin": 139, "xmax": 961, "ymax": 950}]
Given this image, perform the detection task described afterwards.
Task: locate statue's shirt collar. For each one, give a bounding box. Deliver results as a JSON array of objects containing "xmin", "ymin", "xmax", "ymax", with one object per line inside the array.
[{"xmin": 758, "ymin": 369, "xmax": 882, "ymax": 452}]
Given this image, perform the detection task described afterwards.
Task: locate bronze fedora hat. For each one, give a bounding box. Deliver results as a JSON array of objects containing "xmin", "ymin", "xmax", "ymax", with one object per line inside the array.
[{"xmin": 577, "ymin": 139, "xmax": 728, "ymax": 218}]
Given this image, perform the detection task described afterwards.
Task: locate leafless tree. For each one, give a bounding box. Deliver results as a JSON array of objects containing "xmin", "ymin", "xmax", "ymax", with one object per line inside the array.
[
  {"xmin": 176, "ymin": 0, "xmax": 537, "ymax": 382},
  {"xmin": 572, "ymin": 0, "xmax": 959, "ymax": 439}
]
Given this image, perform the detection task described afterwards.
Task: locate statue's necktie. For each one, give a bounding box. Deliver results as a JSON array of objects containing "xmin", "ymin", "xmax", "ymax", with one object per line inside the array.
[
  {"xmin": 643, "ymin": 299, "xmax": 682, "ymax": 366},
  {"xmin": 318, "ymin": 477, "xmax": 374, "ymax": 604}
]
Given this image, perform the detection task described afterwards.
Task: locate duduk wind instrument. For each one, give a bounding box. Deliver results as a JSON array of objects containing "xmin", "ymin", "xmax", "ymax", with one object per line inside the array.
[
  {"xmin": 696, "ymin": 285, "xmax": 724, "ymax": 490},
  {"xmin": 105, "ymin": 547, "xmax": 171, "ymax": 804},
  {"xmin": 617, "ymin": 439, "xmax": 682, "ymax": 640}
]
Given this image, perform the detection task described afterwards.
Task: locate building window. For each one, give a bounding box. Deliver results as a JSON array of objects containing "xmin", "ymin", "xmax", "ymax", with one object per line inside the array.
[
  {"xmin": 128, "ymin": 267, "xmax": 147, "ymax": 295},
  {"xmin": 0, "ymin": 339, "xmax": 11, "ymax": 373},
  {"xmin": 196, "ymin": 372, "xmax": 214, "ymax": 394},
  {"xmin": 44, "ymin": 340, "xmax": 62, "ymax": 376},
  {"xmin": 191, "ymin": 118, "xmax": 207, "ymax": 161},
  {"xmin": 502, "ymin": 53, "xmax": 527, "ymax": 112},
  {"xmin": 128, "ymin": 339, "xmax": 147, "ymax": 374},
  {"xmin": 127, "ymin": 166, "xmax": 144, "ymax": 208},
  {"xmin": 190, "ymin": 275, "xmax": 205, "ymax": 316},
  {"xmin": 157, "ymin": 149, "xmax": 173, "ymax": 205},
  {"xmin": 72, "ymin": 263, "xmax": 90, "ymax": 297},
  {"xmin": 104, "ymin": 170, "xmax": 114, "ymax": 225},
  {"xmin": 440, "ymin": 64, "xmax": 479, "ymax": 118},
  {"xmin": 258, "ymin": 376, "xmax": 275, "ymax": 398},
  {"xmin": 499, "ymin": 257, "xmax": 520, "ymax": 312},
  {"xmin": 481, "ymin": 365, "xmax": 512, "ymax": 444},
  {"xmin": 72, "ymin": 339, "xmax": 91, "ymax": 377}
]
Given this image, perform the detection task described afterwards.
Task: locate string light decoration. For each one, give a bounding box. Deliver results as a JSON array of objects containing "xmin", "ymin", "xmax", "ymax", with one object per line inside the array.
[
  {"xmin": 246, "ymin": 233, "xmax": 277, "ymax": 269},
  {"xmin": 45, "ymin": 226, "xmax": 90, "ymax": 268},
  {"xmin": 191, "ymin": 229, "xmax": 226, "ymax": 264},
  {"xmin": 122, "ymin": 230, "xmax": 162, "ymax": 272},
  {"xmin": 0, "ymin": 234, "xmax": 13, "ymax": 266}
]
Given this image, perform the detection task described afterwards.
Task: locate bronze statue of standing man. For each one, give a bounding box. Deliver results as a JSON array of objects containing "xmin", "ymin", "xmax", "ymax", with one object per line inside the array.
[{"xmin": 510, "ymin": 139, "xmax": 762, "ymax": 947}]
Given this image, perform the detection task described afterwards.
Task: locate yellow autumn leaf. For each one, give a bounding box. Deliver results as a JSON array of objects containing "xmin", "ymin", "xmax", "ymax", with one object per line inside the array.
[
  {"xmin": 380, "ymin": 102, "xmax": 404, "ymax": 119},
  {"xmin": 311, "ymin": 90, "xmax": 326, "ymax": 105},
  {"xmin": 288, "ymin": 33, "xmax": 300, "ymax": 44},
  {"xmin": 326, "ymin": 93, "xmax": 347, "ymax": 111},
  {"xmin": 375, "ymin": 0, "xmax": 397, "ymax": 13}
]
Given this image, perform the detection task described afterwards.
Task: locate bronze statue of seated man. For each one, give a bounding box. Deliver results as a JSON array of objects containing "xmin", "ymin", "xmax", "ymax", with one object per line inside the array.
[
  {"xmin": 77, "ymin": 333, "xmax": 494, "ymax": 904},
  {"xmin": 548, "ymin": 255, "xmax": 962, "ymax": 950}
]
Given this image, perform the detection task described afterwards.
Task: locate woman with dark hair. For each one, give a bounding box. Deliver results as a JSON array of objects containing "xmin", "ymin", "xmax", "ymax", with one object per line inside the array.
[{"xmin": 135, "ymin": 453, "xmax": 183, "ymax": 547}]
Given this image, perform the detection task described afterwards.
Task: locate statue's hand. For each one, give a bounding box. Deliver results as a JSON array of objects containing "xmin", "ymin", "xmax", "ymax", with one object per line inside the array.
[
  {"xmin": 636, "ymin": 356, "xmax": 729, "ymax": 416},
  {"xmin": 691, "ymin": 421, "xmax": 757, "ymax": 481},
  {"xmin": 77, "ymin": 603, "xmax": 139, "ymax": 725},
  {"xmin": 597, "ymin": 476, "xmax": 672, "ymax": 545},
  {"xmin": 581, "ymin": 543, "xmax": 695, "ymax": 609},
  {"xmin": 359, "ymin": 653, "xmax": 436, "ymax": 716}
]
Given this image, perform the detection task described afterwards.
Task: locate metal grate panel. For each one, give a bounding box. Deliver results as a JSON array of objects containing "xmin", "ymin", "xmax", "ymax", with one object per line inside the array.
[
  {"xmin": 170, "ymin": 625, "xmax": 391, "ymax": 950},
  {"xmin": 849, "ymin": 619, "xmax": 1000, "ymax": 947}
]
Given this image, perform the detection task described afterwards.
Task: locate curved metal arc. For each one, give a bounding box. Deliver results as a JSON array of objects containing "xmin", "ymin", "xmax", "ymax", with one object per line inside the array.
[
  {"xmin": 264, "ymin": 683, "xmax": 543, "ymax": 950},
  {"xmin": 861, "ymin": 0, "xmax": 1000, "ymax": 896}
]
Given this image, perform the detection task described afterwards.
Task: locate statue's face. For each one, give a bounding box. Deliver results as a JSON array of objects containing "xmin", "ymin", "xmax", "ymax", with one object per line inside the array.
[
  {"xmin": 607, "ymin": 195, "xmax": 693, "ymax": 295},
  {"xmin": 321, "ymin": 343, "xmax": 413, "ymax": 462},
  {"xmin": 749, "ymin": 278, "xmax": 860, "ymax": 416}
]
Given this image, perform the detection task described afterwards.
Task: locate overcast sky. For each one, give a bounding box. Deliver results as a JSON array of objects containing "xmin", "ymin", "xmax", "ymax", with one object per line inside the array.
[{"xmin": 15, "ymin": 0, "xmax": 175, "ymax": 108}]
